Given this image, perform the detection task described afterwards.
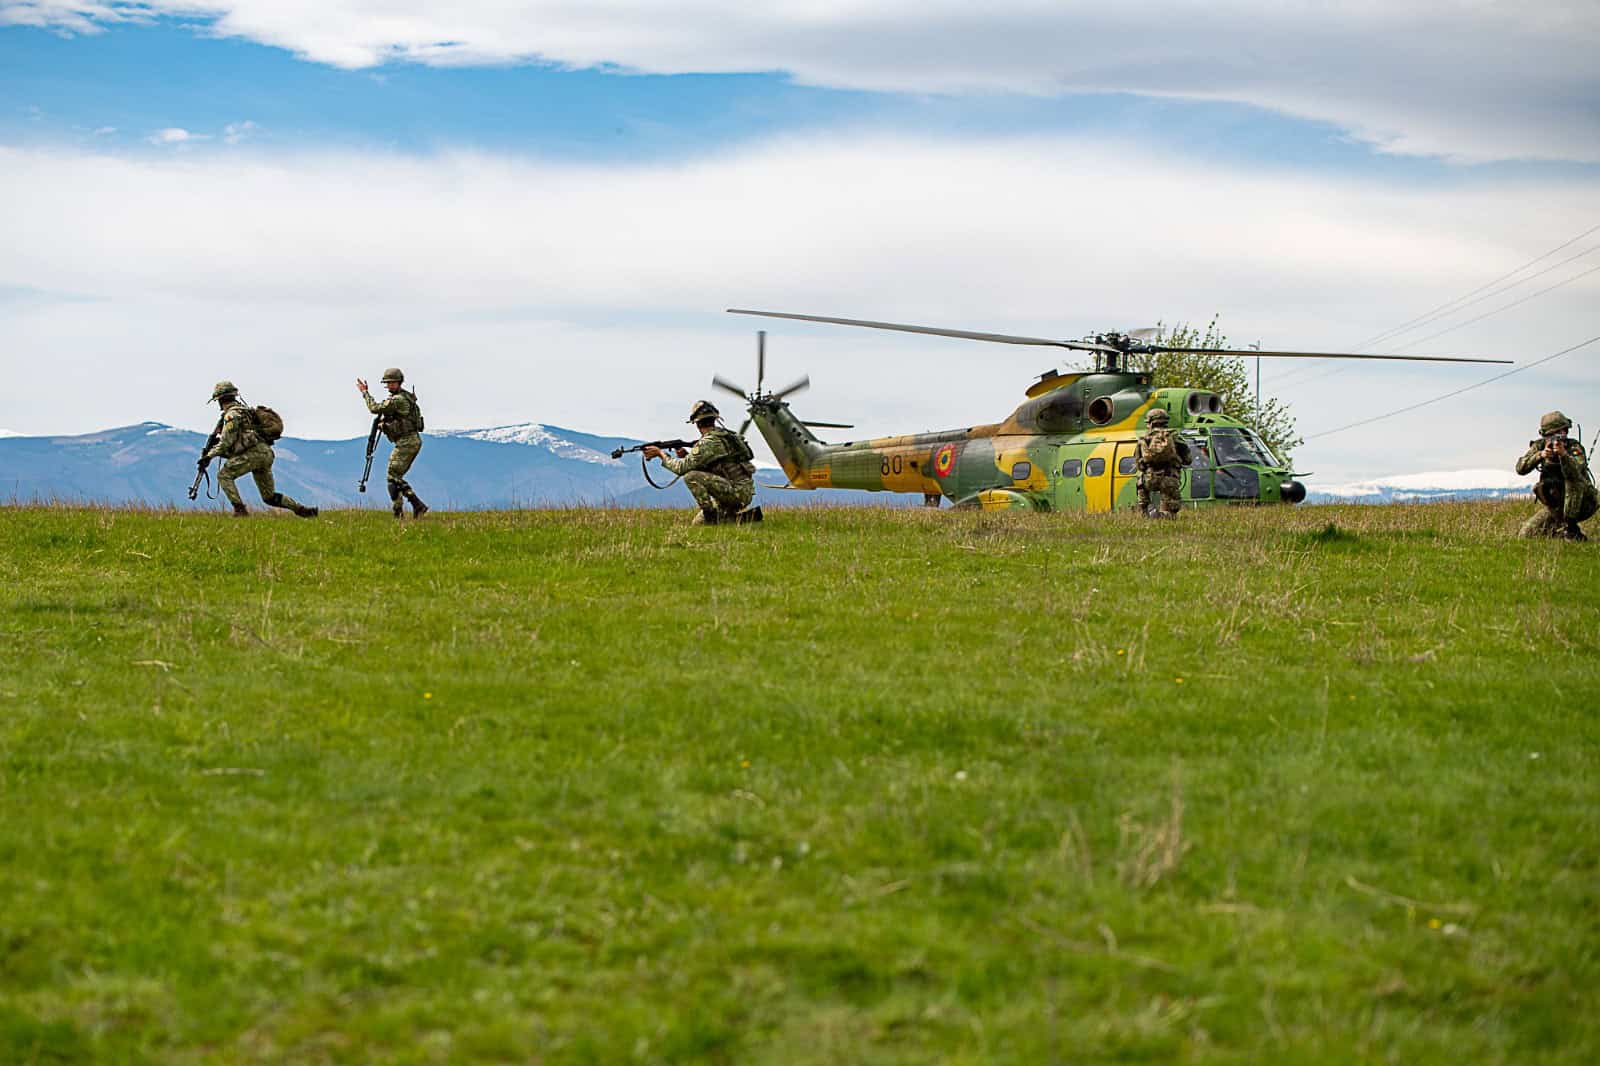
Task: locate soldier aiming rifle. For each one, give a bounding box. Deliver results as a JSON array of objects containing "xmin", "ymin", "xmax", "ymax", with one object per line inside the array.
[
  {"xmin": 1516, "ymin": 410, "xmax": 1597, "ymax": 541},
  {"xmin": 637, "ymin": 400, "xmax": 762, "ymax": 525}
]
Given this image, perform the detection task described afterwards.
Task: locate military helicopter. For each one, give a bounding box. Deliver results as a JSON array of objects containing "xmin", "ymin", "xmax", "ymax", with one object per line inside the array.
[{"xmin": 712, "ymin": 309, "xmax": 1512, "ymax": 512}]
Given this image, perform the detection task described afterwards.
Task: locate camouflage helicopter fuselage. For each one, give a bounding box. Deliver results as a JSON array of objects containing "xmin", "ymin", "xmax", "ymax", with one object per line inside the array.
[{"xmin": 749, "ymin": 369, "xmax": 1304, "ymax": 511}]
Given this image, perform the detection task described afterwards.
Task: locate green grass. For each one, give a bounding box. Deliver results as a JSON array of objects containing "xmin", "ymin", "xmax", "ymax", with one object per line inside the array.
[{"xmin": 1, "ymin": 501, "xmax": 1597, "ymax": 1064}]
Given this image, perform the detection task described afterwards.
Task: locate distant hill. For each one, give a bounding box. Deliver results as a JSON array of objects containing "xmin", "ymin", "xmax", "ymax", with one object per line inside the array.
[
  {"xmin": 1306, "ymin": 469, "xmax": 1533, "ymax": 505},
  {"xmin": 0, "ymin": 421, "xmax": 915, "ymax": 511},
  {"xmin": 3, "ymin": 423, "xmax": 1542, "ymax": 510}
]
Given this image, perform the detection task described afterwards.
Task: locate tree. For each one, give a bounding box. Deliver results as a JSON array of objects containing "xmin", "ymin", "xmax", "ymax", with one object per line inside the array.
[{"xmin": 1126, "ymin": 316, "xmax": 1303, "ymax": 463}]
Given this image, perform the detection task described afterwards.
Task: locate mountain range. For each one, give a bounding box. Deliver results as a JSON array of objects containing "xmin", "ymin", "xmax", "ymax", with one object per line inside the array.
[
  {"xmin": 0, "ymin": 422, "xmax": 907, "ymax": 511},
  {"xmin": 0, "ymin": 423, "xmax": 1538, "ymax": 510}
]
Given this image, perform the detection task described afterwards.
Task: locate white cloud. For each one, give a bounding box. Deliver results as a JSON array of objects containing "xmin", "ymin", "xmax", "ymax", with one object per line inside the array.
[
  {"xmin": 3, "ymin": 1, "xmax": 1597, "ymax": 162},
  {"xmin": 0, "ymin": 136, "xmax": 1594, "ymax": 484},
  {"xmin": 92, "ymin": 125, "xmax": 116, "ymax": 136},
  {"xmin": 223, "ymin": 120, "xmax": 257, "ymax": 145},
  {"xmin": 146, "ymin": 126, "xmax": 205, "ymax": 145}
]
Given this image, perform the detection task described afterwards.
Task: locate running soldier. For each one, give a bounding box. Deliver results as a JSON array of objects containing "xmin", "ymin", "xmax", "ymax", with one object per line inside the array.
[
  {"xmin": 641, "ymin": 400, "xmax": 759, "ymax": 525},
  {"xmin": 357, "ymin": 368, "xmax": 428, "ymax": 518},
  {"xmin": 1135, "ymin": 408, "xmax": 1192, "ymax": 518},
  {"xmin": 1515, "ymin": 410, "xmax": 1596, "ymax": 541},
  {"xmin": 204, "ymin": 381, "xmax": 318, "ymax": 518}
]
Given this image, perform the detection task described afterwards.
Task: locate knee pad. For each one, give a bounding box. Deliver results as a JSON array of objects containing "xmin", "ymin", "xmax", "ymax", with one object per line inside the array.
[
  {"xmin": 386, "ymin": 479, "xmax": 402, "ymax": 499},
  {"xmin": 265, "ymin": 492, "xmax": 286, "ymax": 507}
]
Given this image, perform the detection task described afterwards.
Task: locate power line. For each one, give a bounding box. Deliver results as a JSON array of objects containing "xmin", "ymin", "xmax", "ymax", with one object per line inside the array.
[
  {"xmin": 1380, "ymin": 261, "xmax": 1600, "ymax": 351},
  {"xmin": 1267, "ymin": 226, "xmax": 1600, "ymax": 391},
  {"xmin": 1303, "ymin": 333, "xmax": 1600, "ymax": 442},
  {"xmin": 1349, "ymin": 221, "xmax": 1600, "ymax": 352},
  {"xmin": 1282, "ymin": 259, "xmax": 1600, "ymax": 391}
]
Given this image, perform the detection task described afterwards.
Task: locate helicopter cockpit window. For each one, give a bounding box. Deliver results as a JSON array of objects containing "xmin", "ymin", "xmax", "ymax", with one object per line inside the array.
[
  {"xmin": 1011, "ymin": 462, "xmax": 1032, "ymax": 481},
  {"xmin": 1209, "ymin": 428, "xmax": 1274, "ymax": 467},
  {"xmin": 1117, "ymin": 455, "xmax": 1137, "ymax": 475},
  {"xmin": 1061, "ymin": 458, "xmax": 1083, "ymax": 478},
  {"xmin": 1085, "ymin": 457, "xmax": 1106, "ymax": 477}
]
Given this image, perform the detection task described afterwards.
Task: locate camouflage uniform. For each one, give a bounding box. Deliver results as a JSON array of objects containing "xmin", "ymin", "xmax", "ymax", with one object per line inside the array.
[
  {"xmin": 1516, "ymin": 410, "xmax": 1596, "ymax": 541},
  {"xmin": 1135, "ymin": 410, "xmax": 1192, "ymax": 517},
  {"xmin": 661, "ymin": 401, "xmax": 756, "ymax": 523},
  {"xmin": 362, "ymin": 368, "xmax": 427, "ymax": 518},
  {"xmin": 205, "ymin": 383, "xmax": 316, "ymax": 517}
]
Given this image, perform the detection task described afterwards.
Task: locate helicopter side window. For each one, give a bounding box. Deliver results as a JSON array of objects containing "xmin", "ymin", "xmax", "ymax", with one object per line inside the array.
[
  {"xmin": 1011, "ymin": 462, "xmax": 1032, "ymax": 480},
  {"xmin": 1061, "ymin": 458, "xmax": 1083, "ymax": 478},
  {"xmin": 1117, "ymin": 455, "xmax": 1137, "ymax": 475},
  {"xmin": 1085, "ymin": 457, "xmax": 1106, "ymax": 477},
  {"xmin": 1186, "ymin": 434, "xmax": 1212, "ymax": 499}
]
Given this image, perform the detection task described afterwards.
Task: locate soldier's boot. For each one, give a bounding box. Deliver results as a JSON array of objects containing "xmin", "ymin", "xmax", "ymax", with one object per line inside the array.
[
  {"xmin": 406, "ymin": 492, "xmax": 429, "ymax": 518},
  {"xmin": 692, "ymin": 507, "xmax": 721, "ymax": 526},
  {"xmin": 1563, "ymin": 522, "xmax": 1588, "ymax": 542},
  {"xmin": 735, "ymin": 506, "xmax": 764, "ymax": 525},
  {"xmin": 231, "ymin": 502, "xmax": 249, "ymax": 517},
  {"xmin": 294, "ymin": 504, "xmax": 319, "ymax": 519}
]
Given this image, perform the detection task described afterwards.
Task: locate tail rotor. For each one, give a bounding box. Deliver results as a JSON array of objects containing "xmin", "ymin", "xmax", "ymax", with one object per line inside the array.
[{"xmin": 712, "ymin": 331, "xmax": 850, "ymax": 440}]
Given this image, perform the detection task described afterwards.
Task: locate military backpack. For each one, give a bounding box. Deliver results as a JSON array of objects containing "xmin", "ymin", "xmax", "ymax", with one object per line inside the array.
[
  {"xmin": 1141, "ymin": 427, "xmax": 1179, "ymax": 466},
  {"xmin": 382, "ymin": 389, "xmax": 425, "ymax": 440},
  {"xmin": 251, "ymin": 406, "xmax": 285, "ymax": 443}
]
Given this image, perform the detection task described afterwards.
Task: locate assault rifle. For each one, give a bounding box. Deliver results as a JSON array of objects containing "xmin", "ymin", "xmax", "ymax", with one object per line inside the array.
[
  {"xmin": 187, "ymin": 416, "xmax": 224, "ymax": 501},
  {"xmin": 358, "ymin": 415, "xmax": 382, "ymax": 492},
  {"xmin": 610, "ymin": 439, "xmax": 696, "ymax": 460},
  {"xmin": 612, "ymin": 439, "xmax": 698, "ymax": 489}
]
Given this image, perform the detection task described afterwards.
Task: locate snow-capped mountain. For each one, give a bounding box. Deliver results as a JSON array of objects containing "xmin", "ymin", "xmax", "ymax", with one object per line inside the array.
[
  {"xmin": 1307, "ymin": 468, "xmax": 1531, "ymax": 504},
  {"xmin": 0, "ymin": 421, "xmax": 846, "ymax": 509},
  {"xmin": 433, "ymin": 423, "xmax": 623, "ymax": 466}
]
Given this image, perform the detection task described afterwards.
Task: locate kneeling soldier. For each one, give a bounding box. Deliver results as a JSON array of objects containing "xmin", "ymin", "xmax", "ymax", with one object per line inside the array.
[
  {"xmin": 642, "ymin": 400, "xmax": 758, "ymax": 525},
  {"xmin": 357, "ymin": 368, "xmax": 428, "ymax": 518},
  {"xmin": 206, "ymin": 381, "xmax": 317, "ymax": 518},
  {"xmin": 1135, "ymin": 408, "xmax": 1192, "ymax": 518},
  {"xmin": 1516, "ymin": 410, "xmax": 1596, "ymax": 541}
]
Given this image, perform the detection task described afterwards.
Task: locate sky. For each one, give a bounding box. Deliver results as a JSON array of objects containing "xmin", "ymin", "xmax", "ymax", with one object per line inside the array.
[{"xmin": 1, "ymin": 1, "xmax": 1597, "ymax": 483}]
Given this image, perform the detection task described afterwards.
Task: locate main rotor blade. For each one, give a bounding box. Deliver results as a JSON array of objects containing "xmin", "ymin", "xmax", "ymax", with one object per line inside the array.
[
  {"xmin": 728, "ymin": 308, "xmax": 1114, "ymax": 353},
  {"xmin": 1148, "ymin": 345, "xmax": 1511, "ymax": 365},
  {"xmin": 771, "ymin": 375, "xmax": 810, "ymax": 400},
  {"xmin": 712, "ymin": 375, "xmax": 748, "ymax": 399},
  {"xmin": 738, "ymin": 417, "xmax": 752, "ymax": 437},
  {"xmin": 801, "ymin": 420, "xmax": 853, "ymax": 429}
]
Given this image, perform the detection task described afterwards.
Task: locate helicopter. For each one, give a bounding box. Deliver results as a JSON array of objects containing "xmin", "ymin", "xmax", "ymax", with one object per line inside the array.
[{"xmin": 711, "ymin": 309, "xmax": 1512, "ymax": 513}]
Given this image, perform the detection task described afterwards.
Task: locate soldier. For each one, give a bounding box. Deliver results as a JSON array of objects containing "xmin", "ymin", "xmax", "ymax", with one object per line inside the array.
[
  {"xmin": 205, "ymin": 381, "xmax": 318, "ymax": 518},
  {"xmin": 1135, "ymin": 408, "xmax": 1192, "ymax": 518},
  {"xmin": 641, "ymin": 400, "xmax": 759, "ymax": 525},
  {"xmin": 357, "ymin": 368, "xmax": 428, "ymax": 518},
  {"xmin": 1515, "ymin": 410, "xmax": 1596, "ymax": 541}
]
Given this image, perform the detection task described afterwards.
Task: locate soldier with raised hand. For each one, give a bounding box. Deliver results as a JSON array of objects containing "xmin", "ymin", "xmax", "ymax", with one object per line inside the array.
[
  {"xmin": 1516, "ymin": 410, "xmax": 1596, "ymax": 541},
  {"xmin": 357, "ymin": 368, "xmax": 428, "ymax": 518},
  {"xmin": 1135, "ymin": 407, "xmax": 1192, "ymax": 518},
  {"xmin": 641, "ymin": 400, "xmax": 758, "ymax": 525},
  {"xmin": 205, "ymin": 381, "xmax": 318, "ymax": 518}
]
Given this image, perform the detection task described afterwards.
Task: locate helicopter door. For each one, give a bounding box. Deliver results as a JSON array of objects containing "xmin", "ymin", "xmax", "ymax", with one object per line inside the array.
[{"xmin": 1111, "ymin": 441, "xmax": 1141, "ymax": 512}]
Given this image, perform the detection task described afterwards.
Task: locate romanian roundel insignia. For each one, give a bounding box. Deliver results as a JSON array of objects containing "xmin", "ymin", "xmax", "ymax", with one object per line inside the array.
[{"xmin": 933, "ymin": 443, "xmax": 956, "ymax": 478}]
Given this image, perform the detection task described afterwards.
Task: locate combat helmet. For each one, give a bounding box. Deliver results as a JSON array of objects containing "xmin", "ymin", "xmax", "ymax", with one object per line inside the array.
[
  {"xmin": 687, "ymin": 399, "xmax": 720, "ymax": 424},
  {"xmin": 1147, "ymin": 408, "xmax": 1170, "ymax": 427},
  {"xmin": 381, "ymin": 367, "xmax": 405, "ymax": 384},
  {"xmin": 1540, "ymin": 410, "xmax": 1572, "ymax": 436},
  {"xmin": 209, "ymin": 380, "xmax": 239, "ymax": 402}
]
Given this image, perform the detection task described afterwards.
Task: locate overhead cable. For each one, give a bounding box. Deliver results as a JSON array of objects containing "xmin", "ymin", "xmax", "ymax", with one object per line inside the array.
[{"xmin": 1303, "ymin": 333, "xmax": 1600, "ymax": 442}]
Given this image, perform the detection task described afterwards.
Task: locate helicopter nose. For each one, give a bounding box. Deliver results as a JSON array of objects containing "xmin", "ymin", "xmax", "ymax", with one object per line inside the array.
[{"xmin": 1279, "ymin": 480, "xmax": 1307, "ymax": 504}]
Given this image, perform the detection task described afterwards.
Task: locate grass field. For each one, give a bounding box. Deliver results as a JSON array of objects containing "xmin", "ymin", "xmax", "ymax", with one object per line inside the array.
[{"xmin": 2, "ymin": 501, "xmax": 1597, "ymax": 1064}]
